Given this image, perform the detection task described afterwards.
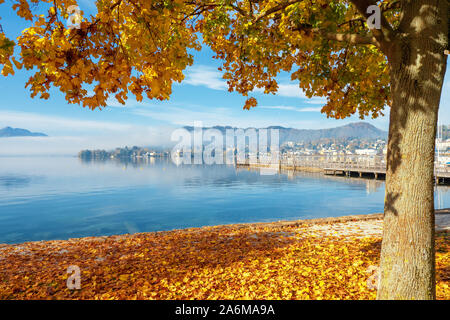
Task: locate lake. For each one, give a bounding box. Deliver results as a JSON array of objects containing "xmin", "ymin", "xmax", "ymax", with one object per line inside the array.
[{"xmin": 0, "ymin": 156, "xmax": 449, "ymax": 244}]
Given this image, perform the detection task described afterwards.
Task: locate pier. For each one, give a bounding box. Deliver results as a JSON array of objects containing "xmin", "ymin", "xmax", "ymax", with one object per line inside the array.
[
  {"xmin": 239, "ymin": 155, "xmax": 450, "ymax": 184},
  {"xmin": 319, "ymin": 157, "xmax": 450, "ymax": 184}
]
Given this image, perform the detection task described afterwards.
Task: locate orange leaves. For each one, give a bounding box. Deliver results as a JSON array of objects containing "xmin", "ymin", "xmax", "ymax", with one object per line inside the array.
[
  {"xmin": 0, "ymin": 32, "xmax": 17, "ymax": 76},
  {"xmin": 2, "ymin": 0, "xmax": 198, "ymax": 109},
  {"xmin": 12, "ymin": 0, "xmax": 34, "ymax": 21},
  {"xmin": 435, "ymin": 233, "xmax": 450, "ymax": 299},
  {"xmin": 0, "ymin": 60, "xmax": 14, "ymax": 76},
  {"xmin": 0, "ymin": 222, "xmax": 448, "ymax": 300},
  {"xmin": 199, "ymin": 0, "xmax": 390, "ymax": 118},
  {"xmin": 1, "ymin": 0, "xmax": 392, "ymax": 117},
  {"xmin": 243, "ymin": 97, "xmax": 257, "ymax": 110},
  {"xmin": 119, "ymin": 274, "xmax": 130, "ymax": 281}
]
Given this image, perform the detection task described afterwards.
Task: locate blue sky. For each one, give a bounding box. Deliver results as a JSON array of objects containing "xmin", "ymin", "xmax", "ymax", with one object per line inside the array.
[{"xmin": 0, "ymin": 1, "xmax": 449, "ymax": 155}]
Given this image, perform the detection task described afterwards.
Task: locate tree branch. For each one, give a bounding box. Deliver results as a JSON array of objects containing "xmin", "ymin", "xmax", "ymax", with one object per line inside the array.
[
  {"xmin": 229, "ymin": 3, "xmax": 248, "ymax": 17},
  {"xmin": 348, "ymin": 0, "xmax": 397, "ymax": 51},
  {"xmin": 323, "ymin": 32, "xmax": 380, "ymax": 46},
  {"xmin": 254, "ymin": 0, "xmax": 304, "ymax": 22},
  {"xmin": 293, "ymin": 25, "xmax": 380, "ymax": 46},
  {"xmin": 381, "ymin": 0, "xmax": 401, "ymax": 12}
]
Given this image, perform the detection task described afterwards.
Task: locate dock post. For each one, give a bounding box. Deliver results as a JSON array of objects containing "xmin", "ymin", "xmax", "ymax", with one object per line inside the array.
[{"xmin": 375, "ymin": 173, "xmax": 378, "ymax": 180}]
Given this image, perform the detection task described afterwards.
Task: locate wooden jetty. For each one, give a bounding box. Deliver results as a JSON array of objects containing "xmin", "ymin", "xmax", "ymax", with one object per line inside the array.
[{"xmin": 238, "ymin": 155, "xmax": 450, "ymax": 184}]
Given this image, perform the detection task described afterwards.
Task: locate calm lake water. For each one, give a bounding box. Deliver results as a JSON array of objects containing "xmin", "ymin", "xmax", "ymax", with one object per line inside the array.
[{"xmin": 0, "ymin": 156, "xmax": 449, "ymax": 244}]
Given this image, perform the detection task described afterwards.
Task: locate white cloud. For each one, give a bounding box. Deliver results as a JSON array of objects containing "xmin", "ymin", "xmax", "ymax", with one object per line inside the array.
[
  {"xmin": 106, "ymin": 96, "xmax": 154, "ymax": 108},
  {"xmin": 0, "ymin": 110, "xmax": 133, "ymax": 133},
  {"xmin": 298, "ymin": 107, "xmax": 323, "ymax": 112},
  {"xmin": 106, "ymin": 97, "xmax": 133, "ymax": 108},
  {"xmin": 184, "ymin": 65, "xmax": 228, "ymax": 91},
  {"xmin": 133, "ymin": 106, "xmax": 243, "ymax": 127},
  {"xmin": 304, "ymin": 97, "xmax": 327, "ymax": 105},
  {"xmin": 132, "ymin": 104, "xmax": 341, "ymax": 129},
  {"xmin": 260, "ymin": 105, "xmax": 323, "ymax": 112},
  {"xmin": 183, "ymin": 65, "xmax": 326, "ymax": 103},
  {"xmin": 271, "ymin": 85, "xmax": 326, "ymax": 104},
  {"xmin": 0, "ymin": 133, "xmax": 174, "ymax": 156},
  {"xmin": 0, "ymin": 111, "xmax": 176, "ymax": 155},
  {"xmin": 260, "ymin": 105, "xmax": 297, "ymax": 111},
  {"xmin": 276, "ymin": 84, "xmax": 305, "ymax": 98}
]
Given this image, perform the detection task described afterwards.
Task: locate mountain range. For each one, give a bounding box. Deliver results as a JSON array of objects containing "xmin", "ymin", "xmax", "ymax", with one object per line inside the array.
[
  {"xmin": 0, "ymin": 127, "xmax": 48, "ymax": 138},
  {"xmin": 0, "ymin": 122, "xmax": 386, "ymax": 143},
  {"xmin": 183, "ymin": 122, "xmax": 387, "ymax": 144}
]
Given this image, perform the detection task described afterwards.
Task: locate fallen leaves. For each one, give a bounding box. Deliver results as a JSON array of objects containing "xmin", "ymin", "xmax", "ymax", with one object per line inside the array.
[{"xmin": 0, "ymin": 221, "xmax": 448, "ymax": 300}]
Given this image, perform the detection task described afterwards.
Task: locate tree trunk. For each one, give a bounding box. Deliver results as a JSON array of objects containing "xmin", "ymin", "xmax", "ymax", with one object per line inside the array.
[{"xmin": 377, "ymin": 0, "xmax": 448, "ymax": 300}]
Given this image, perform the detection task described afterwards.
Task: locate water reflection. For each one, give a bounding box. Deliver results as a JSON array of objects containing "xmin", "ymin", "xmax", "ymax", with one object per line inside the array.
[
  {"xmin": 0, "ymin": 156, "xmax": 447, "ymax": 244},
  {"xmin": 0, "ymin": 175, "xmax": 32, "ymax": 189},
  {"xmin": 79, "ymin": 156, "xmax": 439, "ymax": 198},
  {"xmin": 81, "ymin": 156, "xmax": 449, "ymax": 206}
]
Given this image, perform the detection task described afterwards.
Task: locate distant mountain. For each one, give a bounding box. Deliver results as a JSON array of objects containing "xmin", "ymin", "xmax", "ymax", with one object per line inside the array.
[
  {"xmin": 0, "ymin": 127, "xmax": 47, "ymax": 138},
  {"xmin": 184, "ymin": 122, "xmax": 387, "ymax": 144},
  {"xmin": 276, "ymin": 122, "xmax": 387, "ymax": 143}
]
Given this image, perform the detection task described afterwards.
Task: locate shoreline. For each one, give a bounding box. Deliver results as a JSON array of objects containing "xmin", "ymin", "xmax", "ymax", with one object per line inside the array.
[
  {"xmin": 1, "ymin": 209, "xmax": 448, "ymax": 248},
  {"xmin": 236, "ymin": 162, "xmax": 324, "ymax": 173},
  {"xmin": 0, "ymin": 210, "xmax": 448, "ymax": 300},
  {"xmin": 238, "ymin": 163, "xmax": 450, "ymax": 185}
]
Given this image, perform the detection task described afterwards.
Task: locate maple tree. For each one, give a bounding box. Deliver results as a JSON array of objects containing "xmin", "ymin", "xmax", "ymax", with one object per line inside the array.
[{"xmin": 0, "ymin": 0, "xmax": 448, "ymax": 299}]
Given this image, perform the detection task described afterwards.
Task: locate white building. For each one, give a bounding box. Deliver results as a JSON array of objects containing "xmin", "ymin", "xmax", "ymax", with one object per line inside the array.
[
  {"xmin": 355, "ymin": 149, "xmax": 377, "ymax": 156},
  {"xmin": 436, "ymin": 140, "xmax": 450, "ymax": 152}
]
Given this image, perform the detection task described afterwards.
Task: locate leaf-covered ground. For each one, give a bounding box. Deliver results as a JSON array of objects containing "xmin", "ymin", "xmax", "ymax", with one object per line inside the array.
[{"xmin": 0, "ymin": 217, "xmax": 448, "ymax": 300}]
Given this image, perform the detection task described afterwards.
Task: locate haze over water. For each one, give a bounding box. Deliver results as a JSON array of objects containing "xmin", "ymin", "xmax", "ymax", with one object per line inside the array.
[{"xmin": 0, "ymin": 156, "xmax": 449, "ymax": 244}]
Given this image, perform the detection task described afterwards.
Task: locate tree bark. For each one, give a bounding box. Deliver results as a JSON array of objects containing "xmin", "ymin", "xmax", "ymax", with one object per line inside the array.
[{"xmin": 377, "ymin": 0, "xmax": 448, "ymax": 300}]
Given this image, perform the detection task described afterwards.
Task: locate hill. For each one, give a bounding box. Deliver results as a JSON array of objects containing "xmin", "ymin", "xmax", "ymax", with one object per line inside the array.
[
  {"xmin": 183, "ymin": 122, "xmax": 387, "ymax": 144},
  {"xmin": 0, "ymin": 127, "xmax": 47, "ymax": 137}
]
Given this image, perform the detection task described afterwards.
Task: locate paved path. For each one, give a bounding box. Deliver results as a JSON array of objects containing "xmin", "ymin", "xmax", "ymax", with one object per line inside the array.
[{"xmin": 303, "ymin": 210, "xmax": 450, "ymax": 238}]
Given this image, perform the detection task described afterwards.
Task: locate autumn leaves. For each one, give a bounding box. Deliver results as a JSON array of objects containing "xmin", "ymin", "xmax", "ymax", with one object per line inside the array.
[
  {"xmin": 0, "ymin": 0, "xmax": 393, "ymax": 118},
  {"xmin": 0, "ymin": 222, "xmax": 448, "ymax": 300}
]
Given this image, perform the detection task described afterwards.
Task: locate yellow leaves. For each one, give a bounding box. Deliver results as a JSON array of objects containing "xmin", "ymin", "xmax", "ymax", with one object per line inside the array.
[
  {"xmin": 12, "ymin": 0, "xmax": 33, "ymax": 21},
  {"xmin": 1, "ymin": 0, "xmax": 199, "ymax": 108},
  {"xmin": 0, "ymin": 33, "xmax": 17, "ymax": 76},
  {"xmin": 96, "ymin": 12, "xmax": 110, "ymax": 24},
  {"xmin": 2, "ymin": 0, "xmax": 391, "ymax": 117},
  {"xmin": 243, "ymin": 97, "xmax": 257, "ymax": 110},
  {"xmin": 59, "ymin": 39, "xmax": 72, "ymax": 51},
  {"xmin": 11, "ymin": 57, "xmax": 22, "ymax": 69},
  {"xmin": 150, "ymin": 80, "xmax": 161, "ymax": 97},
  {"xmin": 1, "ymin": 61, "xmax": 14, "ymax": 76},
  {"xmin": 353, "ymin": 260, "xmax": 364, "ymax": 267},
  {"xmin": 119, "ymin": 274, "xmax": 129, "ymax": 281},
  {"xmin": 135, "ymin": 252, "xmax": 145, "ymax": 258},
  {"xmin": 40, "ymin": 92, "xmax": 50, "ymax": 99},
  {"xmin": 0, "ymin": 222, "xmax": 447, "ymax": 300}
]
